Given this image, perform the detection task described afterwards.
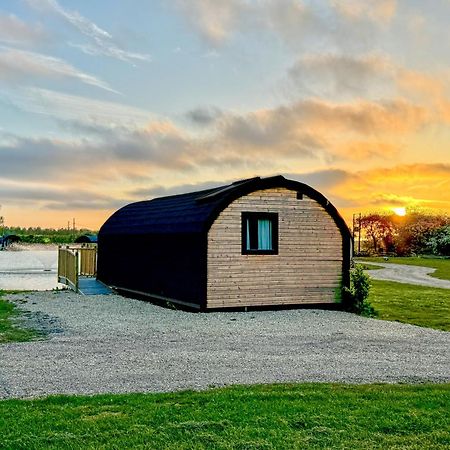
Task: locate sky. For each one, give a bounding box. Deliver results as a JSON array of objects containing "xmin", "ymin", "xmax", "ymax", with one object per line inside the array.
[{"xmin": 0, "ymin": 0, "xmax": 449, "ymax": 230}]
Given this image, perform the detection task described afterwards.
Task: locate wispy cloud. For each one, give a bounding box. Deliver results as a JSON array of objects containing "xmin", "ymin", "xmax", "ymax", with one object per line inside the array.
[
  {"xmin": 0, "ymin": 46, "xmax": 118, "ymax": 93},
  {"xmin": 6, "ymin": 87, "xmax": 152, "ymax": 128},
  {"xmin": 0, "ymin": 13, "xmax": 47, "ymax": 45},
  {"xmin": 26, "ymin": 0, "xmax": 150, "ymax": 63}
]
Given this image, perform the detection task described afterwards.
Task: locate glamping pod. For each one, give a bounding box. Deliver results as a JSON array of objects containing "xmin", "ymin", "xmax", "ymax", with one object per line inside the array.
[
  {"xmin": 74, "ymin": 234, "xmax": 98, "ymax": 244},
  {"xmin": 97, "ymin": 176, "xmax": 351, "ymax": 310}
]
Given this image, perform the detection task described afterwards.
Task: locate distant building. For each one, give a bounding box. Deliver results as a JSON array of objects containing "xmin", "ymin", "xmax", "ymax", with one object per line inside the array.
[
  {"xmin": 0, "ymin": 234, "xmax": 20, "ymax": 250},
  {"xmin": 74, "ymin": 234, "xmax": 98, "ymax": 244}
]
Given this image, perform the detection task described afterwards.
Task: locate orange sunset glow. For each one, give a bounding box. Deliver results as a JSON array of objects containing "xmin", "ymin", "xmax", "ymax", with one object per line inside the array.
[{"xmin": 0, "ymin": 1, "xmax": 449, "ymax": 229}]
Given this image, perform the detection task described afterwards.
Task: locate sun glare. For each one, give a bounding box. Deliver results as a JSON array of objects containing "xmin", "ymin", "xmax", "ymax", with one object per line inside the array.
[{"xmin": 393, "ymin": 207, "xmax": 407, "ymax": 216}]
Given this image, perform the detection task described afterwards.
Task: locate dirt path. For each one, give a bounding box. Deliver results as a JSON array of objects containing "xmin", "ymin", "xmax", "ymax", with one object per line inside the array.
[{"xmin": 360, "ymin": 261, "xmax": 450, "ymax": 289}]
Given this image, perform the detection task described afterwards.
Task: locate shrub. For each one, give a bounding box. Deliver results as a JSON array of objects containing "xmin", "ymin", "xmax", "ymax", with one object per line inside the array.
[
  {"xmin": 428, "ymin": 226, "xmax": 450, "ymax": 256},
  {"xmin": 343, "ymin": 265, "xmax": 375, "ymax": 316}
]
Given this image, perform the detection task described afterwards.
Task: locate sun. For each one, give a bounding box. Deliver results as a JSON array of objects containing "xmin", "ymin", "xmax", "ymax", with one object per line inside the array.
[{"xmin": 392, "ymin": 207, "xmax": 407, "ymax": 216}]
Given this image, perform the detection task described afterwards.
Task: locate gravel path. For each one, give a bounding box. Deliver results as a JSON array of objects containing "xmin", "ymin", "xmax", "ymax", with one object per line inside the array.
[
  {"xmin": 361, "ymin": 261, "xmax": 450, "ymax": 289},
  {"xmin": 1, "ymin": 291, "xmax": 449, "ymax": 399}
]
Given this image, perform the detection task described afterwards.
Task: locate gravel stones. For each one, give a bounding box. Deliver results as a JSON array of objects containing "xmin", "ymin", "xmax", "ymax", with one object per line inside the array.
[{"xmin": 0, "ymin": 291, "xmax": 449, "ymax": 399}]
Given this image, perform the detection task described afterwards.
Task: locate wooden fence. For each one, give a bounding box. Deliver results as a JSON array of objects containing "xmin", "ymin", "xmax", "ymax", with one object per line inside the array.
[{"xmin": 58, "ymin": 244, "xmax": 97, "ymax": 292}]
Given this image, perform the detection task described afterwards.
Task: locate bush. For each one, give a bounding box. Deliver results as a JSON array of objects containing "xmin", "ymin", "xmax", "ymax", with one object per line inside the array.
[
  {"xmin": 343, "ymin": 265, "xmax": 375, "ymax": 316},
  {"xmin": 428, "ymin": 226, "xmax": 450, "ymax": 256}
]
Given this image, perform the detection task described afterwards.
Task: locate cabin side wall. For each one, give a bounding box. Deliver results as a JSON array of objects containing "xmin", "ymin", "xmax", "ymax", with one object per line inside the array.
[
  {"xmin": 98, "ymin": 232, "xmax": 206, "ymax": 308},
  {"xmin": 207, "ymin": 188, "xmax": 344, "ymax": 308}
]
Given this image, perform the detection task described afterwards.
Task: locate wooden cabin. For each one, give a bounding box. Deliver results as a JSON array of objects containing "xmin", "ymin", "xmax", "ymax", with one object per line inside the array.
[{"xmin": 97, "ymin": 176, "xmax": 351, "ymax": 310}]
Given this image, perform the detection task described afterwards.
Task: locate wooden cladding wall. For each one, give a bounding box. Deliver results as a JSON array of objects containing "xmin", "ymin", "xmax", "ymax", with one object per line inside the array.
[{"xmin": 207, "ymin": 188, "xmax": 343, "ymax": 308}]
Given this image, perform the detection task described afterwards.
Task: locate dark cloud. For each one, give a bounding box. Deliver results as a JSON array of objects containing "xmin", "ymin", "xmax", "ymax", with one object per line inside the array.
[{"xmin": 185, "ymin": 106, "xmax": 223, "ymax": 125}]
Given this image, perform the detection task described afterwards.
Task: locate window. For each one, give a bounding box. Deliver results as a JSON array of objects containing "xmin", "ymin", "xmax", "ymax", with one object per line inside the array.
[{"xmin": 241, "ymin": 212, "xmax": 278, "ymax": 255}]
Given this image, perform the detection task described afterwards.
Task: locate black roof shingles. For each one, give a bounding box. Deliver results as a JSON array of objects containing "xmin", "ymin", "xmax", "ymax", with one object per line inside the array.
[{"xmin": 99, "ymin": 175, "xmax": 350, "ymax": 237}]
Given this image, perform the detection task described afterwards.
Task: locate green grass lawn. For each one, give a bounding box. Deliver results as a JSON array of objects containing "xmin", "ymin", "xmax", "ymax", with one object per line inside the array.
[
  {"xmin": 0, "ymin": 291, "xmax": 40, "ymax": 343},
  {"xmin": 360, "ymin": 257, "xmax": 450, "ymax": 281},
  {"xmin": 355, "ymin": 262, "xmax": 382, "ymax": 271},
  {"xmin": 369, "ymin": 280, "xmax": 450, "ymax": 331},
  {"xmin": 1, "ymin": 383, "xmax": 449, "ymax": 449}
]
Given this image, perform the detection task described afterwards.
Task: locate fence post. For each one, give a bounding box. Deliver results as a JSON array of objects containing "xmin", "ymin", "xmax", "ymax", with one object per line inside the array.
[{"xmin": 75, "ymin": 250, "xmax": 79, "ymax": 293}]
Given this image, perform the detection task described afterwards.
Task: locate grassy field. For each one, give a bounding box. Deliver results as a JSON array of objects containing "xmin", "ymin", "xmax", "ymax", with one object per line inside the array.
[
  {"xmin": 360, "ymin": 257, "xmax": 450, "ymax": 281},
  {"xmin": 355, "ymin": 262, "xmax": 382, "ymax": 271},
  {"xmin": 1, "ymin": 383, "xmax": 449, "ymax": 449},
  {"xmin": 369, "ymin": 280, "xmax": 450, "ymax": 331},
  {"xmin": 360, "ymin": 257, "xmax": 450, "ymax": 331},
  {"xmin": 0, "ymin": 291, "xmax": 40, "ymax": 343}
]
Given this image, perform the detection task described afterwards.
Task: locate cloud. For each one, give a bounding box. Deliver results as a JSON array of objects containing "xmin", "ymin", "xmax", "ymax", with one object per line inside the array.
[
  {"xmin": 6, "ymin": 87, "xmax": 152, "ymax": 128},
  {"xmin": 217, "ymin": 109, "xmax": 327, "ymax": 160},
  {"xmin": 0, "ymin": 181, "xmax": 127, "ymax": 211},
  {"xmin": 0, "ymin": 92, "xmax": 432, "ymax": 192},
  {"xmin": 125, "ymin": 162, "xmax": 450, "ymax": 218},
  {"xmin": 128, "ymin": 180, "xmax": 228, "ymax": 199},
  {"xmin": 331, "ymin": 0, "xmax": 397, "ymax": 23},
  {"xmin": 217, "ymin": 98, "xmax": 429, "ymax": 157},
  {"xmin": 185, "ymin": 106, "xmax": 223, "ymax": 125},
  {"xmin": 0, "ymin": 46, "xmax": 118, "ymax": 93},
  {"xmin": 329, "ymin": 163, "xmax": 450, "ymax": 214},
  {"xmin": 0, "ymin": 13, "xmax": 47, "ymax": 45},
  {"xmin": 68, "ymin": 42, "xmax": 150, "ymax": 63},
  {"xmin": 0, "ymin": 121, "xmax": 197, "ymax": 184},
  {"xmin": 284, "ymin": 169, "xmax": 353, "ymax": 189},
  {"xmin": 173, "ymin": 0, "xmax": 397, "ymax": 48},
  {"xmin": 26, "ymin": 0, "xmax": 150, "ymax": 63},
  {"xmin": 287, "ymin": 53, "xmax": 394, "ymax": 97},
  {"xmin": 173, "ymin": 0, "xmax": 245, "ymax": 45}
]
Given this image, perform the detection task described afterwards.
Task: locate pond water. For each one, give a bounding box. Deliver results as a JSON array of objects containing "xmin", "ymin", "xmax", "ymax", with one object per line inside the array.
[{"xmin": 0, "ymin": 250, "xmax": 64, "ymax": 291}]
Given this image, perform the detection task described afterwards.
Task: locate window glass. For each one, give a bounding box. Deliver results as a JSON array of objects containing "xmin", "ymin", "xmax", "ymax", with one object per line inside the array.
[{"xmin": 242, "ymin": 213, "xmax": 278, "ymax": 254}]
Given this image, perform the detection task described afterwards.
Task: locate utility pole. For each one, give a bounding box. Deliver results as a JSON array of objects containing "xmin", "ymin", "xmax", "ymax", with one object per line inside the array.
[
  {"xmin": 0, "ymin": 205, "xmax": 4, "ymax": 237},
  {"xmin": 352, "ymin": 213, "xmax": 356, "ymax": 257},
  {"xmin": 358, "ymin": 213, "xmax": 361, "ymax": 255},
  {"xmin": 67, "ymin": 221, "xmax": 70, "ymax": 231},
  {"xmin": 73, "ymin": 217, "xmax": 76, "ymax": 231},
  {"xmin": 352, "ymin": 213, "xmax": 362, "ymax": 256},
  {"xmin": 1, "ymin": 206, "xmax": 5, "ymax": 250}
]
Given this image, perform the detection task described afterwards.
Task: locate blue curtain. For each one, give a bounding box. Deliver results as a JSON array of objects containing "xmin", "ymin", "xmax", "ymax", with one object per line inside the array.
[
  {"xmin": 246, "ymin": 219, "xmax": 251, "ymax": 250},
  {"xmin": 258, "ymin": 219, "xmax": 272, "ymax": 250}
]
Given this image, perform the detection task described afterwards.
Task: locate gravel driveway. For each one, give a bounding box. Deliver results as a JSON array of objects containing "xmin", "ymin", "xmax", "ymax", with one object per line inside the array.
[
  {"xmin": 361, "ymin": 261, "xmax": 450, "ymax": 289},
  {"xmin": 1, "ymin": 291, "xmax": 449, "ymax": 399}
]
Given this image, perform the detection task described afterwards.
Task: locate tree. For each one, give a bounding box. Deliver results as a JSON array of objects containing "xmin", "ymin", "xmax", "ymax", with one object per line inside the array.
[
  {"xmin": 359, "ymin": 213, "xmax": 396, "ymax": 254},
  {"xmin": 395, "ymin": 212, "xmax": 450, "ymax": 255}
]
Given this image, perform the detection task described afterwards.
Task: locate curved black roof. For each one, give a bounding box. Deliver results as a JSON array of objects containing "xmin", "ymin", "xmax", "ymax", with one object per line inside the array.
[
  {"xmin": 99, "ymin": 175, "xmax": 351, "ymax": 238},
  {"xmin": 75, "ymin": 234, "xmax": 98, "ymax": 243}
]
